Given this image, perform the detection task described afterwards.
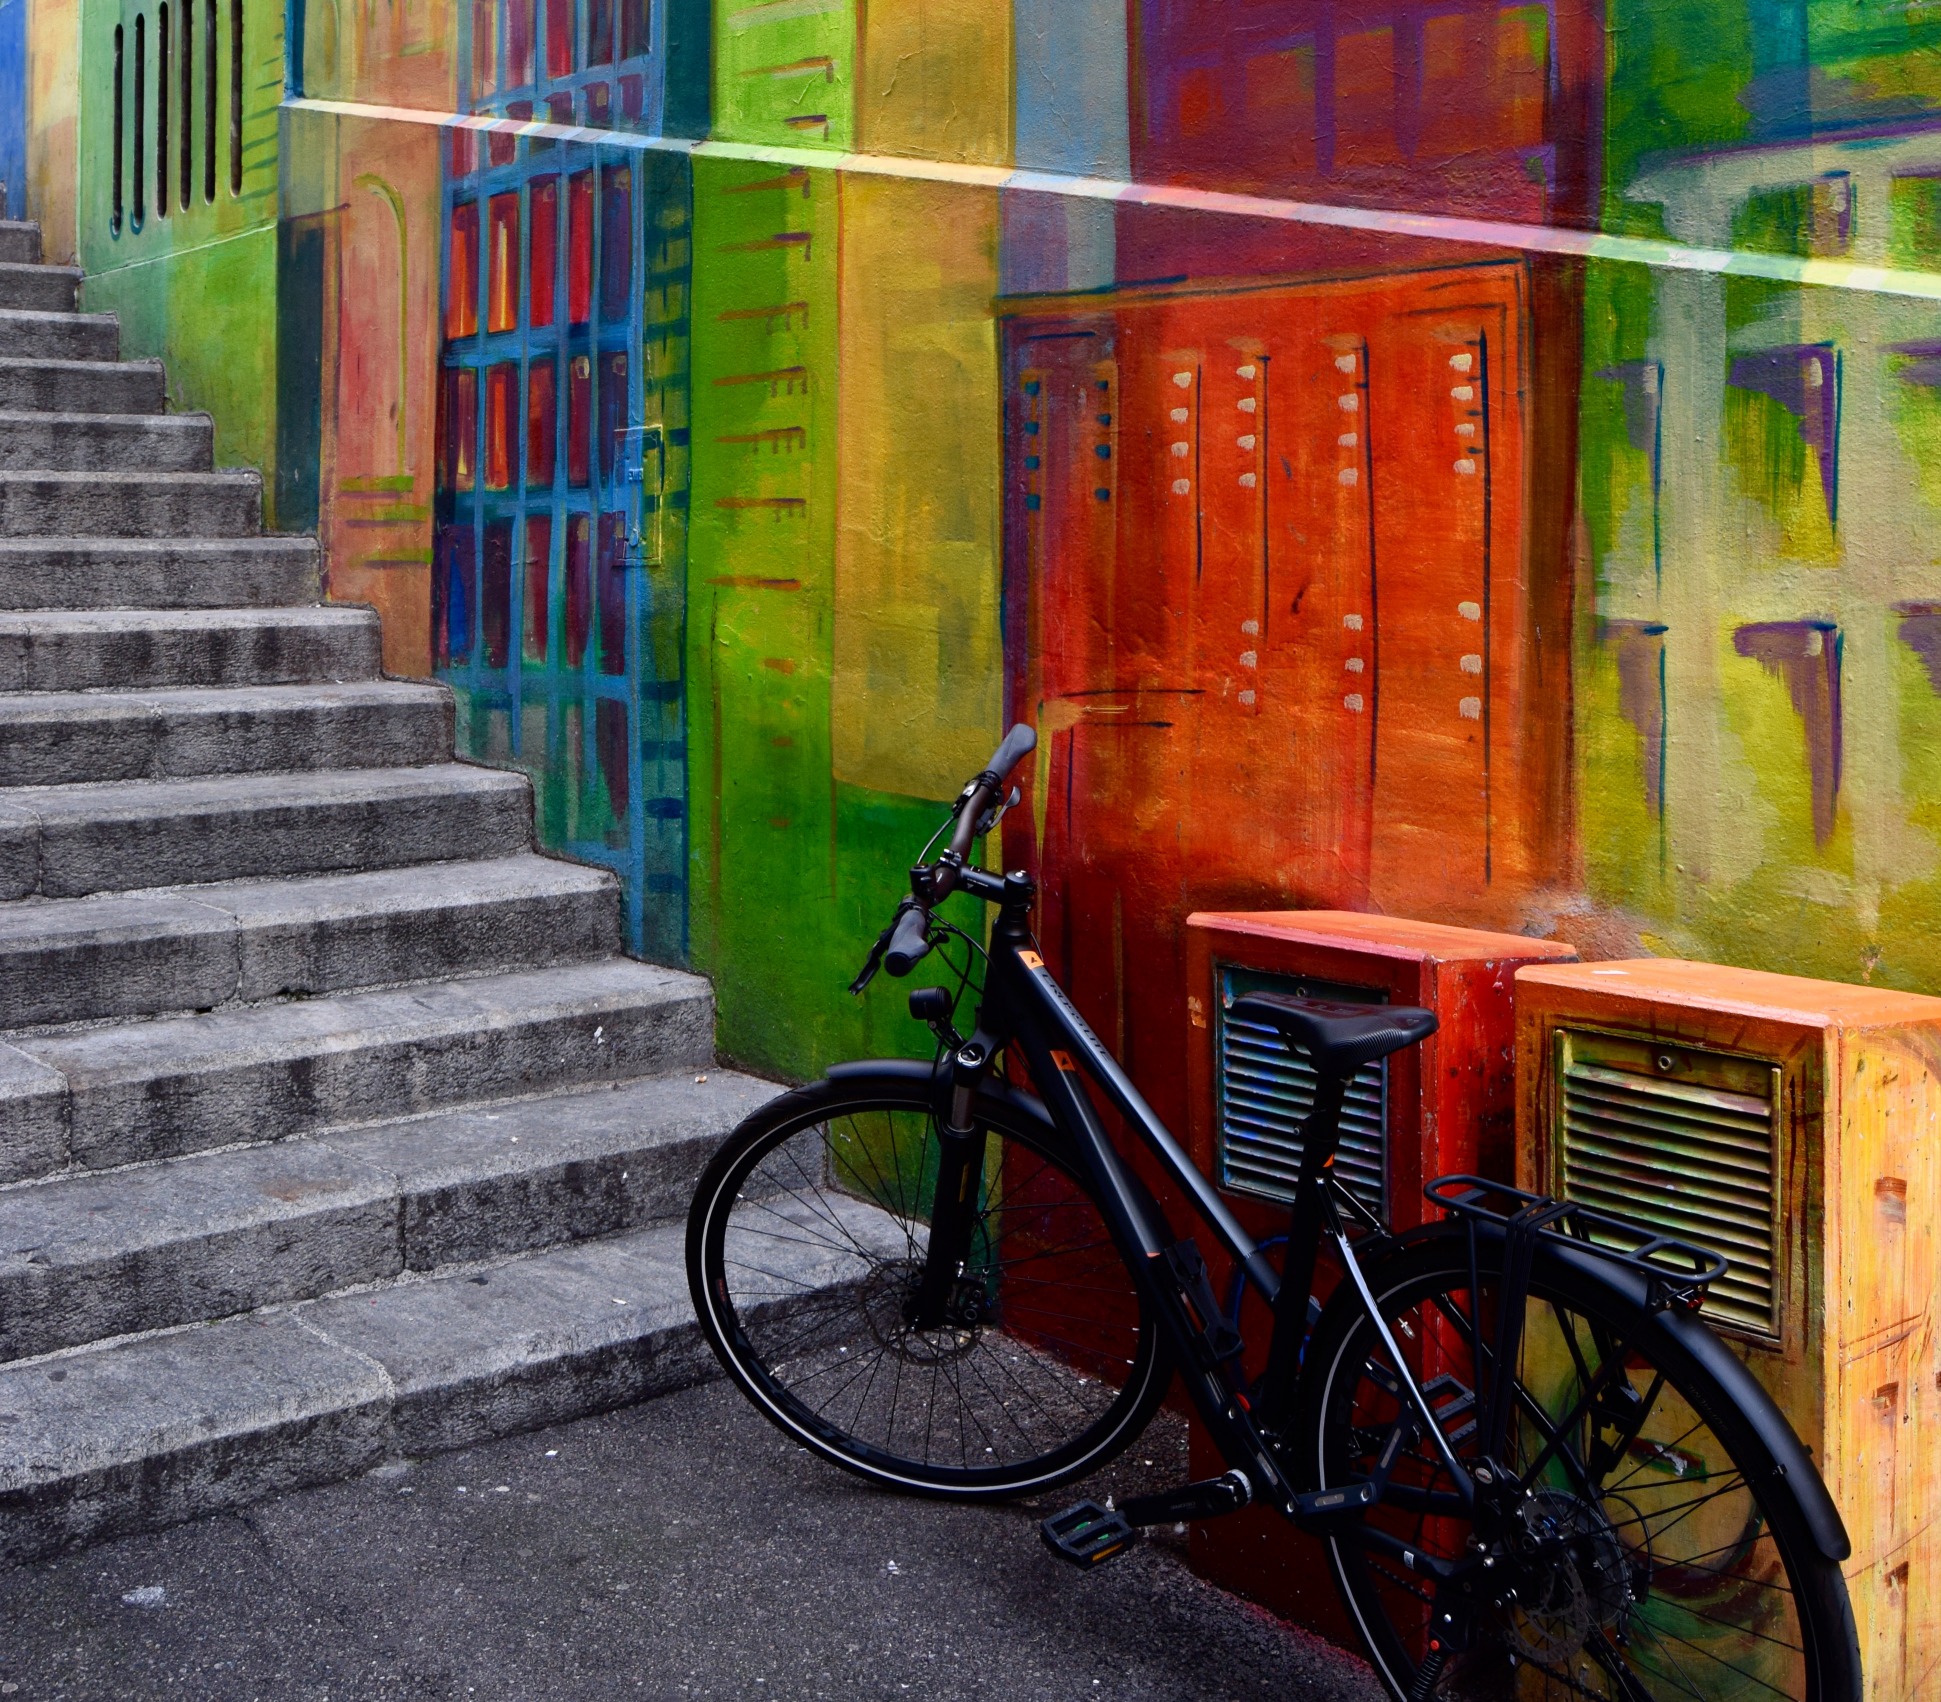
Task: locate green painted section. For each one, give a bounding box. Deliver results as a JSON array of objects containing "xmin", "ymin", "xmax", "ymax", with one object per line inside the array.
[
  {"xmin": 81, "ymin": 226, "xmax": 280, "ymax": 483},
  {"xmin": 709, "ymin": 0, "xmax": 853, "ymax": 151},
  {"xmin": 76, "ymin": 0, "xmax": 286, "ymax": 511},
  {"xmin": 686, "ymin": 156, "xmax": 937, "ymax": 1076}
]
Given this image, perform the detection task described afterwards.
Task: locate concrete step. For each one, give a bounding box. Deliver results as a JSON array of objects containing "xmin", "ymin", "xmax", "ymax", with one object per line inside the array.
[
  {"xmin": 4, "ymin": 957, "xmax": 715, "ymax": 1174},
  {"xmin": 0, "ymin": 1208, "xmax": 839, "ymax": 1562},
  {"xmin": 0, "ymin": 470, "xmax": 261, "ymax": 538},
  {"xmin": 0, "ymin": 761, "xmax": 533, "ymax": 902},
  {"xmin": 0, "ymin": 853, "xmax": 623, "ymax": 1028},
  {"xmin": 0, "ymin": 263, "xmax": 82, "ymax": 314},
  {"xmin": 0, "ymin": 225, "xmax": 40, "ymax": 265},
  {"xmin": 0, "ymin": 537, "xmax": 320, "ymax": 609},
  {"xmin": 0, "ymin": 409, "xmax": 214, "ymax": 473},
  {"xmin": 0, "ymin": 680, "xmax": 452, "ymax": 788},
  {"xmin": 0, "ymin": 309, "xmax": 119, "ymax": 364},
  {"xmin": 0, "ymin": 1071, "xmax": 772, "ymax": 1362},
  {"xmin": 0, "ymin": 606, "xmax": 380, "ymax": 691},
  {"xmin": 0, "ymin": 357, "xmax": 166, "ymax": 415}
]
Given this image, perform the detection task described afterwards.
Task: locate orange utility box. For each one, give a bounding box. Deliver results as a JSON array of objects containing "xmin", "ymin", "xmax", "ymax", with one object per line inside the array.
[
  {"xmin": 1515, "ymin": 959, "xmax": 1941, "ymax": 1701},
  {"xmin": 1181, "ymin": 911, "xmax": 1577, "ymax": 1634}
]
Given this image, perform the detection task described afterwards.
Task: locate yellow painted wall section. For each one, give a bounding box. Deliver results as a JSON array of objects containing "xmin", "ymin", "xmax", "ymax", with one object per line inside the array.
[
  {"xmin": 856, "ymin": 0, "xmax": 1012, "ymax": 166},
  {"xmin": 26, "ymin": 0, "xmax": 78, "ymax": 262},
  {"xmin": 1831, "ymin": 1026, "xmax": 1941, "ymax": 1695},
  {"xmin": 831, "ymin": 173, "xmax": 1003, "ymax": 799}
]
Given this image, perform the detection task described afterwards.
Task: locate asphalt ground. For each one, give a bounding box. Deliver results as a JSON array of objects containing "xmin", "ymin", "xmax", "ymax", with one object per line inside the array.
[{"xmin": 0, "ymin": 1378, "xmax": 1385, "ymax": 1702}]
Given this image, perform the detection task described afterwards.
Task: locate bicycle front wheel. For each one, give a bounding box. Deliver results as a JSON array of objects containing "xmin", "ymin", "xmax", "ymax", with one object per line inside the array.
[
  {"xmin": 686, "ymin": 1071, "xmax": 1169, "ymax": 1499},
  {"xmin": 1298, "ymin": 1228, "xmax": 1860, "ymax": 1701}
]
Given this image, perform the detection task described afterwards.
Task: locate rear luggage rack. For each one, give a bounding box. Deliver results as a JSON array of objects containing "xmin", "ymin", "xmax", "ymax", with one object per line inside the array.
[{"xmin": 1425, "ymin": 1174, "xmax": 1730, "ymax": 1312}]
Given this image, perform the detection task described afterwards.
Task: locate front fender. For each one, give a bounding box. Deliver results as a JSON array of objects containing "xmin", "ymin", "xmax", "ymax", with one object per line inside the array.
[{"xmin": 823, "ymin": 1057, "xmax": 1061, "ymax": 1145}]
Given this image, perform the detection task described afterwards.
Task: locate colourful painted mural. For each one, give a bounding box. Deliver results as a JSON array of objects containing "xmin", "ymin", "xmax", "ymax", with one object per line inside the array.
[{"xmin": 6, "ymin": 0, "xmax": 1941, "ymax": 1099}]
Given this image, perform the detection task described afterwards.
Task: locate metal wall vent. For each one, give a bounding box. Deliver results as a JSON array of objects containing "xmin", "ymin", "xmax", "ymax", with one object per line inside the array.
[
  {"xmin": 1214, "ymin": 966, "xmax": 1387, "ymax": 1216},
  {"xmin": 1557, "ymin": 1030, "xmax": 1781, "ymax": 1339}
]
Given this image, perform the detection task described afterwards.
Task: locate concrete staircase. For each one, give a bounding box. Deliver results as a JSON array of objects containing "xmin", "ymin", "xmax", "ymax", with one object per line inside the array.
[{"xmin": 0, "ymin": 219, "xmax": 771, "ymax": 1560}]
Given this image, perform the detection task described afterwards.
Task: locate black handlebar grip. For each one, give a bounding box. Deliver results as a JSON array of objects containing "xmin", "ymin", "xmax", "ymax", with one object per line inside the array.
[
  {"xmin": 984, "ymin": 723, "xmax": 1037, "ymax": 784},
  {"xmin": 883, "ymin": 906, "xmax": 933, "ymax": 977}
]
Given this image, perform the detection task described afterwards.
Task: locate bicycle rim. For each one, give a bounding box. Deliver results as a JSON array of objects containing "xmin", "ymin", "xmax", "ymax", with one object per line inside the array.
[
  {"xmin": 1302, "ymin": 1234, "xmax": 1858, "ymax": 1701},
  {"xmin": 687, "ymin": 1080, "xmax": 1167, "ymax": 1498}
]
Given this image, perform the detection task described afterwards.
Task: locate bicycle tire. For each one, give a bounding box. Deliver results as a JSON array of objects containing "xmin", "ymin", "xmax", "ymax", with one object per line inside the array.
[
  {"xmin": 686, "ymin": 1069, "xmax": 1171, "ymax": 1500},
  {"xmin": 1297, "ymin": 1227, "xmax": 1861, "ymax": 1701}
]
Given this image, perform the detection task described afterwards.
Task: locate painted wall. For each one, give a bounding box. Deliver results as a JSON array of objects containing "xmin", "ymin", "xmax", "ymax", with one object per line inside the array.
[
  {"xmin": 10, "ymin": 0, "xmax": 1941, "ymax": 1094},
  {"xmin": 1, "ymin": 0, "xmax": 26, "ymax": 220}
]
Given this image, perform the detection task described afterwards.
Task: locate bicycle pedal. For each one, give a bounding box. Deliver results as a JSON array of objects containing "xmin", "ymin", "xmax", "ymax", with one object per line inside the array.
[{"xmin": 1039, "ymin": 1500, "xmax": 1137, "ymax": 1569}]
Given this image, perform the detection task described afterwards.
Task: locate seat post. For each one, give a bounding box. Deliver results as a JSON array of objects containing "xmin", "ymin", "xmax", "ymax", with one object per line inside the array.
[{"xmin": 1257, "ymin": 1065, "xmax": 1352, "ymax": 1430}]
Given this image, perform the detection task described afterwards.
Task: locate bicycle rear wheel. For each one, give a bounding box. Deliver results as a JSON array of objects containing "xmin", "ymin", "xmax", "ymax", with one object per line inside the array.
[
  {"xmin": 686, "ymin": 1071, "xmax": 1169, "ymax": 1499},
  {"xmin": 1298, "ymin": 1228, "xmax": 1860, "ymax": 1701}
]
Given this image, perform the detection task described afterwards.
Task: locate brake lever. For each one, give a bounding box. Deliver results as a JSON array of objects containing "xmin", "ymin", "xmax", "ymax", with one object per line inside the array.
[
  {"xmin": 848, "ymin": 922, "xmax": 896, "ymax": 996},
  {"xmin": 973, "ymin": 785, "xmax": 1022, "ymax": 840},
  {"xmin": 847, "ymin": 899, "xmax": 924, "ymax": 996}
]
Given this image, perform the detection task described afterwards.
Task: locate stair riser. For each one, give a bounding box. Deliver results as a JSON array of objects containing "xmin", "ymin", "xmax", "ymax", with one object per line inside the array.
[
  {"xmin": 0, "ymin": 1130, "xmax": 713, "ymax": 1361},
  {"xmin": 0, "ymin": 477, "xmax": 261, "ymax": 538},
  {"xmin": 0, "ymin": 1321, "xmax": 714, "ymax": 1565},
  {"xmin": 0, "ymin": 227, "xmax": 42, "ymax": 265},
  {"xmin": 0, "ymin": 880, "xmax": 621, "ymax": 1029},
  {"xmin": 0, "ymin": 416, "xmax": 214, "ymax": 473},
  {"xmin": 0, "ymin": 695, "xmax": 453, "ymax": 788},
  {"xmin": 0, "ymin": 361, "xmax": 166, "ymax": 414},
  {"xmin": 0, "ymin": 316, "xmax": 119, "ymax": 363},
  {"xmin": 0, "ymin": 269, "xmax": 81, "ymax": 313},
  {"xmin": 0, "ymin": 780, "xmax": 533, "ymax": 902},
  {"xmin": 53, "ymin": 989, "xmax": 715, "ymax": 1170},
  {"xmin": 0, "ymin": 543, "xmax": 320, "ymax": 609},
  {"xmin": 0, "ymin": 614, "xmax": 381, "ymax": 691},
  {"xmin": 0, "ymin": 1200, "xmax": 401, "ymax": 1364}
]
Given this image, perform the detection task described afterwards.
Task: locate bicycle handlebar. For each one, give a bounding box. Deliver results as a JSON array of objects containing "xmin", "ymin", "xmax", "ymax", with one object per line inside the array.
[
  {"xmin": 882, "ymin": 904, "xmax": 934, "ymax": 977},
  {"xmin": 855, "ymin": 722, "xmax": 1038, "ymax": 989}
]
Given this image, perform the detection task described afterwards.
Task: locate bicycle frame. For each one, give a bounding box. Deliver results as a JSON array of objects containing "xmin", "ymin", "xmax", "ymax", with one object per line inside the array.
[{"xmin": 919, "ymin": 869, "xmax": 1477, "ymax": 1528}]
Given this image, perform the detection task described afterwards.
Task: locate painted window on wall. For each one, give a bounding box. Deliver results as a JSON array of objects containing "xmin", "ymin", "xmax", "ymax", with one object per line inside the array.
[{"xmin": 436, "ymin": 0, "xmax": 691, "ymax": 960}]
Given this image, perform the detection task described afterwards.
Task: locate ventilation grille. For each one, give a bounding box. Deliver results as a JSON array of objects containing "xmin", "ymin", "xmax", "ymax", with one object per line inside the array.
[
  {"xmin": 1215, "ymin": 966, "xmax": 1387, "ymax": 1215},
  {"xmin": 1557, "ymin": 1031, "xmax": 1780, "ymax": 1338}
]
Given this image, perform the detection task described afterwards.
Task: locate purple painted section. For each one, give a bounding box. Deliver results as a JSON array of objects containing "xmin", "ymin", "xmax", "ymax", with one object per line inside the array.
[
  {"xmin": 1733, "ymin": 619, "xmax": 1842, "ymax": 845},
  {"xmin": 1603, "ymin": 619, "xmax": 1667, "ymax": 815},
  {"xmin": 1895, "ymin": 602, "xmax": 1941, "ymax": 696},
  {"xmin": 1726, "ymin": 345, "xmax": 1839, "ymax": 523}
]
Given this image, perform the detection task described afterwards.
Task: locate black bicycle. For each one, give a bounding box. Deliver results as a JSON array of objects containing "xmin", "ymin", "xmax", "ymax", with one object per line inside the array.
[{"xmin": 686, "ymin": 725, "xmax": 1861, "ymax": 1701}]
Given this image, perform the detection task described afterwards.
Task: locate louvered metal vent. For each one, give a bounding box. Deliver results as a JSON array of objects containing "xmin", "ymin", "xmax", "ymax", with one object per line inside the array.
[
  {"xmin": 1557, "ymin": 1030, "xmax": 1780, "ymax": 1339},
  {"xmin": 1214, "ymin": 966, "xmax": 1387, "ymax": 1216}
]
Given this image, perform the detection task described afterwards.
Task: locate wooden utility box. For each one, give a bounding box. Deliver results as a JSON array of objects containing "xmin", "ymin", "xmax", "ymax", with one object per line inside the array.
[
  {"xmin": 1181, "ymin": 911, "xmax": 1577, "ymax": 1637},
  {"xmin": 1516, "ymin": 958, "xmax": 1941, "ymax": 1701}
]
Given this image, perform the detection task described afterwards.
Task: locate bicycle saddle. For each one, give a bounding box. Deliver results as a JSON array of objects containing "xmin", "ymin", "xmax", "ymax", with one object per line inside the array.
[{"xmin": 1228, "ymin": 993, "xmax": 1438, "ymax": 1075}]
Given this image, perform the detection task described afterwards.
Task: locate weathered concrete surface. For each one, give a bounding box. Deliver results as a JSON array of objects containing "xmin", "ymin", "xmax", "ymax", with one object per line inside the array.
[
  {"xmin": 15, "ymin": 958, "xmax": 716, "ymax": 1169},
  {"xmin": 0, "ymin": 1043, "xmax": 66, "ymax": 1182},
  {"xmin": 0, "ymin": 1072, "xmax": 776, "ymax": 1357},
  {"xmin": 0, "ymin": 264, "xmax": 82, "ymax": 314},
  {"xmin": 0, "ymin": 409, "xmax": 211, "ymax": 472},
  {"xmin": 0, "ymin": 356, "xmax": 166, "ymax": 416},
  {"xmin": 0, "ymin": 224, "xmax": 45, "ymax": 264},
  {"xmin": 0, "ymin": 1217, "xmax": 734, "ymax": 1562},
  {"xmin": 0, "ymin": 536, "xmax": 319, "ymax": 610},
  {"xmin": 0, "ymin": 1312, "xmax": 393, "ymax": 1561},
  {"xmin": 0, "ymin": 763, "xmax": 532, "ymax": 899},
  {"xmin": 0, "ymin": 470, "xmax": 263, "ymax": 539},
  {"xmin": 0, "ymin": 1379, "xmax": 1385, "ymax": 1701},
  {"xmin": 0, "ymin": 681, "xmax": 451, "ymax": 786},
  {"xmin": 0, "ymin": 605, "xmax": 380, "ymax": 692},
  {"xmin": 0, "ymin": 308, "xmax": 118, "ymax": 363}
]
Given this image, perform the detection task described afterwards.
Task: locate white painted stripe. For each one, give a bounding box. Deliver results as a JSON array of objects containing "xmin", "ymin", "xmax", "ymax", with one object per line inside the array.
[{"xmin": 283, "ymin": 97, "xmax": 1941, "ymax": 301}]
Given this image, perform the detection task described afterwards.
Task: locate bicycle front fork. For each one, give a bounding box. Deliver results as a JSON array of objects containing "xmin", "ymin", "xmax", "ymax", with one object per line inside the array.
[{"xmin": 906, "ymin": 1032, "xmax": 997, "ymax": 1330}]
